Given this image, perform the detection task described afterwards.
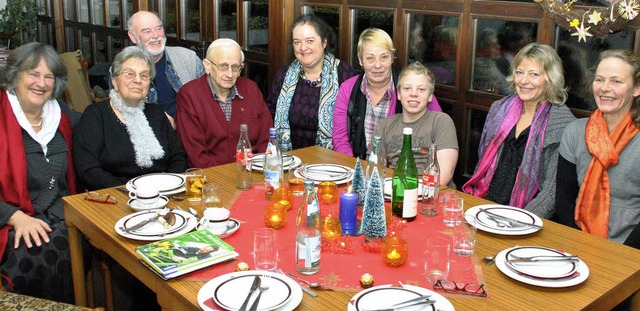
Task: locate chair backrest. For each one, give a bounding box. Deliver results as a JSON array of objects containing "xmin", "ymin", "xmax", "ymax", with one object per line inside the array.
[{"xmin": 59, "ymin": 50, "xmax": 94, "ymax": 112}]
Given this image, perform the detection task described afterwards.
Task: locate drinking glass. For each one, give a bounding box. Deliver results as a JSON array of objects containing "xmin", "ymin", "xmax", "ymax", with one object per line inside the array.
[
  {"xmin": 453, "ymin": 215, "xmax": 477, "ymax": 256},
  {"xmin": 424, "ymin": 237, "xmax": 450, "ymax": 284},
  {"xmin": 443, "ymin": 193, "xmax": 463, "ymax": 227},
  {"xmin": 202, "ymin": 183, "xmax": 222, "ymax": 210},
  {"xmin": 185, "ymin": 168, "xmax": 205, "ymax": 203},
  {"xmin": 288, "ymin": 164, "xmax": 306, "ymax": 196},
  {"xmin": 254, "ymin": 228, "xmax": 278, "ymax": 271}
]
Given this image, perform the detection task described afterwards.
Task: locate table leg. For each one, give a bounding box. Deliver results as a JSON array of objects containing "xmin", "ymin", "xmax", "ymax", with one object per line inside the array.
[{"xmin": 68, "ymin": 223, "xmax": 87, "ymax": 306}]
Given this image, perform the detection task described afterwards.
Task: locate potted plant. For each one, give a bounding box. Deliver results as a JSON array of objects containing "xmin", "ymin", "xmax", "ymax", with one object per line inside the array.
[{"xmin": 0, "ymin": 0, "xmax": 41, "ymax": 47}]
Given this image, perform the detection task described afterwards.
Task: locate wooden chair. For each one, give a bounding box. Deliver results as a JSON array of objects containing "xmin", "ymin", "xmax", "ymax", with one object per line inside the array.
[
  {"xmin": 59, "ymin": 50, "xmax": 96, "ymax": 112},
  {"xmin": 0, "ymin": 291, "xmax": 104, "ymax": 311}
]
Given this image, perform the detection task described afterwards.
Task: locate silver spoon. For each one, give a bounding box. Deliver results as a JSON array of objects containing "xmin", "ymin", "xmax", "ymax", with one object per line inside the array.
[
  {"xmin": 482, "ymin": 255, "xmax": 497, "ymax": 266},
  {"xmin": 248, "ymin": 283, "xmax": 270, "ymax": 311},
  {"xmin": 219, "ymin": 221, "xmax": 236, "ymax": 235},
  {"xmin": 286, "ymin": 273, "xmax": 322, "ymax": 288}
]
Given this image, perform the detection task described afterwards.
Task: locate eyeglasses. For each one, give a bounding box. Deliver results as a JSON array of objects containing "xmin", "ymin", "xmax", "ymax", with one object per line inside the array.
[
  {"xmin": 207, "ymin": 59, "xmax": 243, "ymax": 73},
  {"xmin": 83, "ymin": 190, "xmax": 117, "ymax": 204},
  {"xmin": 118, "ymin": 70, "xmax": 152, "ymax": 81},
  {"xmin": 433, "ymin": 279, "xmax": 487, "ymax": 297}
]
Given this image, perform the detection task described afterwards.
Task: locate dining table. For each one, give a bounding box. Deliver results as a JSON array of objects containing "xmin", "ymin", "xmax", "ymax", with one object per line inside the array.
[{"xmin": 63, "ymin": 146, "xmax": 640, "ymax": 310}]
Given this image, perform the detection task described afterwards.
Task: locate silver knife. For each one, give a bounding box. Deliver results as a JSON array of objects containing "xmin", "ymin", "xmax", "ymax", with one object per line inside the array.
[
  {"xmin": 508, "ymin": 256, "xmax": 580, "ymax": 263},
  {"xmin": 239, "ymin": 276, "xmax": 261, "ymax": 311},
  {"xmin": 480, "ymin": 208, "xmax": 543, "ymax": 229},
  {"xmin": 121, "ymin": 213, "xmax": 159, "ymax": 233}
]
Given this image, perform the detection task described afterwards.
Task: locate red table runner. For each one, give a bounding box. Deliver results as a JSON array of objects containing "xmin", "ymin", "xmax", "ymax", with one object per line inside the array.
[{"xmin": 188, "ymin": 184, "xmax": 485, "ymax": 293}]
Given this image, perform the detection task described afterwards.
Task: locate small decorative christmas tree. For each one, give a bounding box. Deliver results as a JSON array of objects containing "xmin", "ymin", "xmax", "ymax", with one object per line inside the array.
[
  {"xmin": 352, "ymin": 158, "xmax": 366, "ymax": 206},
  {"xmin": 358, "ymin": 167, "xmax": 387, "ymax": 238}
]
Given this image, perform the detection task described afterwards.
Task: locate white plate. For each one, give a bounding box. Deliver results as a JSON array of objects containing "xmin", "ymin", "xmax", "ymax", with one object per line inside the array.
[
  {"xmin": 504, "ymin": 246, "xmax": 578, "ymax": 279},
  {"xmin": 466, "ymin": 204, "xmax": 543, "ymax": 235},
  {"xmin": 293, "ymin": 164, "xmax": 354, "ymax": 185},
  {"xmin": 383, "ymin": 178, "xmax": 425, "ymax": 200},
  {"xmin": 496, "ymin": 247, "xmax": 589, "ymax": 288},
  {"xmin": 127, "ymin": 196, "xmax": 169, "ymax": 212},
  {"xmin": 126, "ymin": 173, "xmax": 186, "ymax": 196},
  {"xmin": 198, "ymin": 270, "xmax": 303, "ymax": 311},
  {"xmin": 196, "ymin": 218, "xmax": 240, "ymax": 239},
  {"xmin": 348, "ymin": 284, "xmax": 454, "ymax": 311},
  {"xmin": 252, "ymin": 154, "xmax": 301, "ymax": 172},
  {"xmin": 115, "ymin": 210, "xmax": 197, "ymax": 241}
]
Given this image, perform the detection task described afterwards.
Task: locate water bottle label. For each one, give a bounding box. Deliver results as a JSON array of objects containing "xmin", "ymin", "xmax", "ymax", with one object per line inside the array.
[
  {"xmin": 306, "ymin": 236, "xmax": 321, "ymax": 267},
  {"xmin": 308, "ymin": 200, "xmax": 319, "ymax": 216},
  {"xmin": 403, "ymin": 188, "xmax": 418, "ymax": 218},
  {"xmin": 264, "ymin": 171, "xmax": 279, "ymax": 194}
]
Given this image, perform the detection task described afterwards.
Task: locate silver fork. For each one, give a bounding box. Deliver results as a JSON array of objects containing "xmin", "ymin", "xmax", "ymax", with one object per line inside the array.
[{"xmin": 275, "ymin": 268, "xmax": 318, "ymax": 298}]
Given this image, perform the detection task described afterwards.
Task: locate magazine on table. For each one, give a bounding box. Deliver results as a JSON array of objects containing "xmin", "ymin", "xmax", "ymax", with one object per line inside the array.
[{"xmin": 136, "ymin": 230, "xmax": 238, "ymax": 279}]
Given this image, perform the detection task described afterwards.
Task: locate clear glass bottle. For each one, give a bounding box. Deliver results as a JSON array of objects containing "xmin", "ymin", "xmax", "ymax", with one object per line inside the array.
[
  {"xmin": 421, "ymin": 144, "xmax": 440, "ymax": 216},
  {"xmin": 264, "ymin": 127, "xmax": 283, "ymax": 200},
  {"xmin": 391, "ymin": 127, "xmax": 418, "ymax": 221},
  {"xmin": 236, "ymin": 124, "xmax": 253, "ymax": 190},
  {"xmin": 296, "ymin": 179, "xmax": 321, "ymax": 275},
  {"xmin": 366, "ymin": 136, "xmax": 386, "ymax": 187}
]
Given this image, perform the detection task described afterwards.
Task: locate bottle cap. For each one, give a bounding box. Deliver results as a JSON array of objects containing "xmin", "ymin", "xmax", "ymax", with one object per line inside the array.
[
  {"xmin": 304, "ymin": 179, "xmax": 314, "ymax": 187},
  {"xmin": 240, "ymin": 124, "xmax": 248, "ymax": 130},
  {"xmin": 269, "ymin": 127, "xmax": 278, "ymax": 136},
  {"xmin": 403, "ymin": 127, "xmax": 413, "ymax": 135}
]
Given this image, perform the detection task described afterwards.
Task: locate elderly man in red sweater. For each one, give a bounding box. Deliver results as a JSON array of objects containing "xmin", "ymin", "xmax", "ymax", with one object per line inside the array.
[{"xmin": 176, "ymin": 38, "xmax": 272, "ymax": 167}]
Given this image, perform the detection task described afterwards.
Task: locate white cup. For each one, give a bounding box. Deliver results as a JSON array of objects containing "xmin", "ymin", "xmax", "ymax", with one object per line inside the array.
[
  {"xmin": 199, "ymin": 208, "xmax": 230, "ymax": 234},
  {"xmin": 129, "ymin": 184, "xmax": 160, "ymax": 207}
]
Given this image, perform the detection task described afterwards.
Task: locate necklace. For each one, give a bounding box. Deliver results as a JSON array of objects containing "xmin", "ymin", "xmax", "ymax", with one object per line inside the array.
[
  {"xmin": 30, "ymin": 118, "xmax": 43, "ymax": 127},
  {"xmin": 299, "ymin": 68, "xmax": 322, "ymax": 87}
]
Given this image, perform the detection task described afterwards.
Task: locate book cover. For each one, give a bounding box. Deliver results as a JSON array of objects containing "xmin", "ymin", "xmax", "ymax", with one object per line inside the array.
[{"xmin": 136, "ymin": 229, "xmax": 238, "ymax": 279}]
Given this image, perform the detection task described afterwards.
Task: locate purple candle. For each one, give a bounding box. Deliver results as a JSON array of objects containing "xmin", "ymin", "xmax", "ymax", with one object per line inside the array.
[{"xmin": 339, "ymin": 187, "xmax": 358, "ymax": 235}]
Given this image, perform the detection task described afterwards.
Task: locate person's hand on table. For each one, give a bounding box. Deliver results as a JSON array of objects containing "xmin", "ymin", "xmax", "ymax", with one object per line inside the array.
[{"xmin": 7, "ymin": 210, "xmax": 52, "ymax": 248}]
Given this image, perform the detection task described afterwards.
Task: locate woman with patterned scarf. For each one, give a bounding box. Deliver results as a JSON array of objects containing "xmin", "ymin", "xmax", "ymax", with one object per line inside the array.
[
  {"xmin": 0, "ymin": 42, "xmax": 81, "ymax": 303},
  {"xmin": 462, "ymin": 43, "xmax": 575, "ymax": 218},
  {"xmin": 556, "ymin": 50, "xmax": 640, "ymax": 250},
  {"xmin": 73, "ymin": 46, "xmax": 187, "ymax": 191},
  {"xmin": 267, "ymin": 14, "xmax": 359, "ymax": 151}
]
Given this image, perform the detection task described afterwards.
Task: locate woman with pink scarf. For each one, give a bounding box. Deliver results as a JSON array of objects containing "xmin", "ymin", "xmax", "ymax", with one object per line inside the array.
[{"xmin": 462, "ymin": 43, "xmax": 575, "ymax": 218}]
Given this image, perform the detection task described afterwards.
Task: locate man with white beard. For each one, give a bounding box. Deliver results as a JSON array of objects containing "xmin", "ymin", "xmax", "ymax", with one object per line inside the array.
[{"xmin": 127, "ymin": 11, "xmax": 204, "ymax": 119}]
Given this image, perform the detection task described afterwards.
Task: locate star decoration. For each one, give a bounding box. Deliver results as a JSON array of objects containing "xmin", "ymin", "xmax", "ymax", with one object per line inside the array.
[
  {"xmin": 570, "ymin": 19, "xmax": 580, "ymax": 27},
  {"xmin": 619, "ymin": 0, "xmax": 640, "ymax": 19},
  {"xmin": 571, "ymin": 23, "xmax": 593, "ymax": 42},
  {"xmin": 321, "ymin": 271, "xmax": 342, "ymax": 284},
  {"xmin": 588, "ymin": 10, "xmax": 603, "ymax": 25}
]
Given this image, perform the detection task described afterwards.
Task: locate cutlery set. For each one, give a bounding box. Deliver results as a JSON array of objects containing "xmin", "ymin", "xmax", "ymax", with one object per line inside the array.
[
  {"xmin": 120, "ymin": 210, "xmax": 176, "ymax": 233},
  {"xmin": 360, "ymin": 293, "xmax": 435, "ymax": 311},
  {"xmin": 479, "ymin": 208, "xmax": 543, "ymax": 229}
]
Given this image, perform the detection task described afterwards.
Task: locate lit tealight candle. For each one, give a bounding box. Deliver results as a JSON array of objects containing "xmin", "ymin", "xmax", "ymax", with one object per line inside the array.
[
  {"xmin": 339, "ymin": 186, "xmax": 358, "ymax": 235},
  {"xmin": 387, "ymin": 249, "xmax": 401, "ymax": 260},
  {"xmin": 382, "ymin": 235, "xmax": 408, "ymax": 267},
  {"xmin": 264, "ymin": 203, "xmax": 287, "ymax": 229}
]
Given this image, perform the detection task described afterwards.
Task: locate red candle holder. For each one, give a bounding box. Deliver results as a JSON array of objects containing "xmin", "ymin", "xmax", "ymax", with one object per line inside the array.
[{"xmin": 264, "ymin": 203, "xmax": 287, "ymax": 229}]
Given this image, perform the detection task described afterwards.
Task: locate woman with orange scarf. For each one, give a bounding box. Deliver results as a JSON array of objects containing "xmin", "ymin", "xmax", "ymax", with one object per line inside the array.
[{"xmin": 555, "ymin": 50, "xmax": 640, "ymax": 250}]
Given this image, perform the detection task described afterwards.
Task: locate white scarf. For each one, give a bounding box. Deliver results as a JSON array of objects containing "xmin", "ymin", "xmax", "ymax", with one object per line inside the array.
[
  {"xmin": 8, "ymin": 90, "xmax": 61, "ymax": 160},
  {"xmin": 109, "ymin": 89, "xmax": 165, "ymax": 168}
]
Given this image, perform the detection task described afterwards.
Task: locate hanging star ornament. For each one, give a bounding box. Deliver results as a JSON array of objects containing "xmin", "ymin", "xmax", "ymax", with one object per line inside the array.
[
  {"xmin": 619, "ymin": 0, "xmax": 640, "ymax": 19},
  {"xmin": 588, "ymin": 10, "xmax": 603, "ymax": 25},
  {"xmin": 571, "ymin": 22, "xmax": 593, "ymax": 42},
  {"xmin": 569, "ymin": 19, "xmax": 580, "ymax": 27}
]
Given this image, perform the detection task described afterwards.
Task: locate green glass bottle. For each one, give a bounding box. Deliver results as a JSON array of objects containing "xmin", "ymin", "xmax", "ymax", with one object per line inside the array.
[{"xmin": 392, "ymin": 127, "xmax": 418, "ymax": 221}]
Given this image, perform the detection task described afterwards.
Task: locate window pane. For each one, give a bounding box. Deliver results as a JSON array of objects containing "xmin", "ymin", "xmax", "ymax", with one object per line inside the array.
[
  {"xmin": 37, "ymin": 0, "xmax": 47, "ymax": 15},
  {"xmin": 79, "ymin": 0, "xmax": 89, "ymax": 23},
  {"xmin": 37, "ymin": 22, "xmax": 51, "ymax": 45},
  {"xmin": 302, "ymin": 7, "xmax": 340, "ymax": 54},
  {"xmin": 123, "ymin": 0, "xmax": 133, "ymax": 26},
  {"xmin": 164, "ymin": 0, "xmax": 177, "ymax": 38},
  {"xmin": 464, "ymin": 108, "xmax": 488, "ymax": 177},
  {"xmin": 471, "ymin": 19, "xmax": 537, "ymax": 93},
  {"xmin": 64, "ymin": 0, "xmax": 77, "ymax": 20},
  {"xmin": 108, "ymin": 0, "xmax": 122, "ymax": 28},
  {"xmin": 185, "ymin": 0, "xmax": 200, "ymax": 41},
  {"xmin": 80, "ymin": 30, "xmax": 92, "ymax": 59},
  {"xmin": 245, "ymin": 0, "xmax": 268, "ymax": 53},
  {"xmin": 352, "ymin": 9, "xmax": 394, "ymax": 68},
  {"xmin": 409, "ymin": 14, "xmax": 458, "ymax": 86},
  {"xmin": 93, "ymin": 0, "xmax": 104, "ymax": 25},
  {"xmin": 556, "ymin": 27, "xmax": 634, "ymax": 111},
  {"xmin": 108, "ymin": 35, "xmax": 122, "ymax": 60},
  {"xmin": 65, "ymin": 27, "xmax": 76, "ymax": 51},
  {"xmin": 244, "ymin": 61, "xmax": 269, "ymax": 99},
  {"xmin": 218, "ymin": 0, "xmax": 237, "ymax": 40},
  {"xmin": 95, "ymin": 31, "xmax": 107, "ymax": 62}
]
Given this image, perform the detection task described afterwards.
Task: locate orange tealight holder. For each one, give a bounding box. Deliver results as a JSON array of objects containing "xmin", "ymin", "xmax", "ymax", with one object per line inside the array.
[
  {"xmin": 272, "ymin": 187, "xmax": 294, "ymax": 211},
  {"xmin": 381, "ymin": 234, "xmax": 408, "ymax": 267},
  {"xmin": 317, "ymin": 181, "xmax": 338, "ymax": 204},
  {"xmin": 264, "ymin": 203, "xmax": 287, "ymax": 229},
  {"xmin": 322, "ymin": 215, "xmax": 342, "ymax": 241}
]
